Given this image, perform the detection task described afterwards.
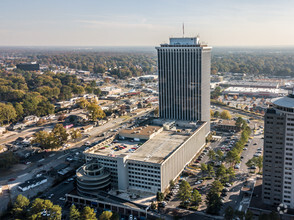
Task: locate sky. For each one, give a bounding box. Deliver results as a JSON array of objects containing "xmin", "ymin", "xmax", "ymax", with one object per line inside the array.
[{"xmin": 1, "ymin": 0, "xmax": 294, "ymax": 47}]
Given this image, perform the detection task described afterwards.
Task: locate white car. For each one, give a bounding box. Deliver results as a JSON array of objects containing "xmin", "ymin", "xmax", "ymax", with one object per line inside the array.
[
  {"xmin": 59, "ymin": 197, "xmax": 65, "ymax": 201},
  {"xmin": 195, "ymin": 180, "xmax": 203, "ymax": 185},
  {"xmin": 234, "ymin": 164, "xmax": 241, "ymax": 169}
]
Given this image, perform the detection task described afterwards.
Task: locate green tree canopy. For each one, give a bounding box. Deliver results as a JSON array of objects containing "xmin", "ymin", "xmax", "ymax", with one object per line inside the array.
[
  {"xmin": 81, "ymin": 206, "xmax": 97, "ymax": 220},
  {"xmin": 12, "ymin": 194, "xmax": 30, "ymax": 219},
  {"xmin": 70, "ymin": 204, "xmax": 80, "ymax": 220},
  {"xmin": 178, "ymin": 180, "xmax": 192, "ymax": 203},
  {"xmin": 99, "ymin": 211, "xmax": 112, "ymax": 220}
]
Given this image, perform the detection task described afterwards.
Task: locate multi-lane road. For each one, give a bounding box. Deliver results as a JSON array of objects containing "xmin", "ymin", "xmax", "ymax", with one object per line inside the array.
[{"xmin": 0, "ymin": 107, "xmax": 154, "ymax": 215}]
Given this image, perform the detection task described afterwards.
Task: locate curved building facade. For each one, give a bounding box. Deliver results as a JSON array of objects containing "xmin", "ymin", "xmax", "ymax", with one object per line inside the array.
[
  {"xmin": 76, "ymin": 163, "xmax": 111, "ymax": 197},
  {"xmin": 263, "ymin": 94, "xmax": 294, "ymax": 208}
]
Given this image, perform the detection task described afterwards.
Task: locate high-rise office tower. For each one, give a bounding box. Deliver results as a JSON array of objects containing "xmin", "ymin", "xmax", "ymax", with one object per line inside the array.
[
  {"xmin": 156, "ymin": 37, "xmax": 211, "ymax": 134},
  {"xmin": 263, "ymin": 94, "xmax": 294, "ymax": 208}
]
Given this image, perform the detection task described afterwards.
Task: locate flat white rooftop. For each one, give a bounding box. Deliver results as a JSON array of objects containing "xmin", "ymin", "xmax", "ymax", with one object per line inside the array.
[{"xmin": 86, "ymin": 122, "xmax": 202, "ymax": 164}]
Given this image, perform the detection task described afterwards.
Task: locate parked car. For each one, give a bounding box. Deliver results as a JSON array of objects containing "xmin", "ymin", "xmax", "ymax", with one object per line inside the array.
[
  {"xmin": 195, "ymin": 180, "xmax": 203, "ymax": 185},
  {"xmin": 225, "ymin": 183, "xmax": 232, "ymax": 187}
]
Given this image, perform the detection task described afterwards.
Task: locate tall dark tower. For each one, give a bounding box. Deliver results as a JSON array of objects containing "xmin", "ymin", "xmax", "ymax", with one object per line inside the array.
[{"xmin": 156, "ymin": 37, "xmax": 211, "ymax": 134}]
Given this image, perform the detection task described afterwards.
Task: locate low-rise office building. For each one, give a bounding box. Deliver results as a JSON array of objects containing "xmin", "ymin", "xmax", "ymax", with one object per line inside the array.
[{"xmin": 84, "ymin": 120, "xmax": 208, "ymax": 194}]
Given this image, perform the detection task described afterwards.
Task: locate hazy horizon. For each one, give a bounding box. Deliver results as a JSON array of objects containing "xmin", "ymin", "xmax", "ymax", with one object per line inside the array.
[{"xmin": 1, "ymin": 0, "xmax": 294, "ymax": 47}]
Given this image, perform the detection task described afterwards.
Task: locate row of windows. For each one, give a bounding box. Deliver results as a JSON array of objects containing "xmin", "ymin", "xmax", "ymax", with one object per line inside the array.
[
  {"xmin": 128, "ymin": 171, "xmax": 160, "ymax": 178},
  {"xmin": 129, "ymin": 183, "xmax": 160, "ymax": 191},
  {"xmin": 100, "ymin": 162, "xmax": 117, "ymax": 167},
  {"xmin": 129, "ymin": 180, "xmax": 160, "ymax": 187},
  {"xmin": 128, "ymin": 163, "xmax": 160, "ymax": 170},
  {"xmin": 128, "ymin": 167, "xmax": 160, "ymax": 174},
  {"xmin": 129, "ymin": 175, "xmax": 159, "ymax": 182}
]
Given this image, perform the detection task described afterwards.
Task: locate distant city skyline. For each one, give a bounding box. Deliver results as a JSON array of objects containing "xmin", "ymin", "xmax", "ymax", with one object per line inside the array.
[{"xmin": 1, "ymin": 0, "xmax": 294, "ymax": 46}]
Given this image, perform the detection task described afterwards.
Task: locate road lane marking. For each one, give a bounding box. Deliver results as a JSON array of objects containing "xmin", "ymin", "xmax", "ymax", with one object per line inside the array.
[
  {"xmin": 58, "ymin": 153, "xmax": 69, "ymax": 159},
  {"xmin": 49, "ymin": 153, "xmax": 55, "ymax": 157},
  {"xmin": 38, "ymin": 158, "xmax": 45, "ymax": 162},
  {"xmin": 17, "ymin": 173, "xmax": 28, "ymax": 178}
]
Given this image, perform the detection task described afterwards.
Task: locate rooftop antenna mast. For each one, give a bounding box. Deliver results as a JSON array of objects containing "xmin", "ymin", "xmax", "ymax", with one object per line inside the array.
[{"xmin": 182, "ymin": 23, "xmax": 185, "ymax": 37}]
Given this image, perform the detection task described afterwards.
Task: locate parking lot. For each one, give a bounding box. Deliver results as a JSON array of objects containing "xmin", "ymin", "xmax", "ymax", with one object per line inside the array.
[{"xmin": 162, "ymin": 115, "xmax": 264, "ymax": 216}]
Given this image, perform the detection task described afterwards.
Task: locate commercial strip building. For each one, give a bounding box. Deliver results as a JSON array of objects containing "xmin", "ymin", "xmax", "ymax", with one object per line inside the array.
[
  {"xmin": 83, "ymin": 120, "xmax": 208, "ymax": 194},
  {"xmin": 220, "ymin": 81, "xmax": 280, "ymax": 89},
  {"xmin": 223, "ymin": 87, "xmax": 288, "ymax": 98},
  {"xmin": 216, "ymin": 120, "xmax": 240, "ymax": 132},
  {"xmin": 156, "ymin": 37, "xmax": 211, "ymax": 134},
  {"xmin": 18, "ymin": 177, "xmax": 47, "ymax": 192},
  {"xmin": 263, "ymin": 94, "xmax": 294, "ymax": 209}
]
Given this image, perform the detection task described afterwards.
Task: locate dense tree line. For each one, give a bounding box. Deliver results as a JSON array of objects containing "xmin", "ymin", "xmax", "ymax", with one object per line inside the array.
[
  {"xmin": 212, "ymin": 48, "xmax": 294, "ymax": 76},
  {"xmin": 11, "ymin": 194, "xmax": 120, "ymax": 220},
  {"xmin": 0, "ymin": 70, "xmax": 100, "ymax": 124}
]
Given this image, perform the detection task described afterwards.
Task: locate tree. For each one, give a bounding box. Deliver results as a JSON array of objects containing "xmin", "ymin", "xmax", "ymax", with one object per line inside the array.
[
  {"xmin": 216, "ymin": 164, "xmax": 227, "ymax": 180},
  {"xmin": 156, "ymin": 191, "xmax": 164, "ymax": 202},
  {"xmin": 224, "ymin": 206, "xmax": 234, "ymax": 220},
  {"xmin": 169, "ymin": 180, "xmax": 175, "ymax": 190},
  {"xmin": 32, "ymin": 130, "xmax": 55, "ymax": 149},
  {"xmin": 178, "ymin": 180, "xmax": 191, "ymax": 203},
  {"xmin": 12, "ymin": 194, "xmax": 30, "ymax": 218},
  {"xmin": 70, "ymin": 129, "xmax": 82, "ymax": 140},
  {"xmin": 110, "ymin": 212, "xmax": 119, "ymax": 220},
  {"xmin": 70, "ymin": 204, "xmax": 80, "ymax": 220},
  {"xmin": 29, "ymin": 198, "xmax": 62, "ymax": 220},
  {"xmin": 200, "ymin": 163, "xmax": 208, "ymax": 177},
  {"xmin": 210, "ymin": 110, "xmax": 214, "ymax": 118},
  {"xmin": 220, "ymin": 110, "xmax": 232, "ymax": 120},
  {"xmin": 246, "ymin": 158, "xmax": 255, "ymax": 170},
  {"xmin": 0, "ymin": 103, "xmax": 17, "ymax": 124},
  {"xmin": 154, "ymin": 106, "xmax": 159, "ymax": 117},
  {"xmin": 81, "ymin": 206, "xmax": 97, "ymax": 220},
  {"xmin": 72, "ymin": 85, "xmax": 85, "ymax": 95},
  {"xmin": 208, "ymin": 150, "xmax": 216, "ymax": 161},
  {"xmin": 99, "ymin": 211, "xmax": 112, "ymax": 220},
  {"xmin": 211, "ymin": 87, "xmax": 221, "ymax": 99},
  {"xmin": 77, "ymin": 98, "xmax": 90, "ymax": 109},
  {"xmin": 59, "ymin": 85, "xmax": 72, "ymax": 100},
  {"xmin": 226, "ymin": 167, "xmax": 236, "ymax": 182},
  {"xmin": 151, "ymin": 201, "xmax": 157, "ymax": 210},
  {"xmin": 93, "ymin": 88, "xmax": 102, "ymax": 96},
  {"xmin": 214, "ymin": 111, "xmax": 220, "ymax": 118},
  {"xmin": 226, "ymin": 149, "xmax": 240, "ymax": 165},
  {"xmin": 207, "ymin": 164, "xmax": 215, "ymax": 178},
  {"xmin": 235, "ymin": 117, "xmax": 245, "ymax": 129},
  {"xmin": 32, "ymin": 124, "xmax": 68, "ymax": 149},
  {"xmin": 49, "ymin": 205, "xmax": 62, "ymax": 220},
  {"xmin": 256, "ymin": 156, "xmax": 263, "ymax": 173},
  {"xmin": 206, "ymin": 191, "xmax": 222, "ymax": 215},
  {"xmin": 87, "ymin": 103, "xmax": 106, "ymax": 121},
  {"xmin": 210, "ymin": 180, "xmax": 223, "ymax": 194},
  {"xmin": 14, "ymin": 102, "xmax": 24, "ymax": 119},
  {"xmin": 216, "ymin": 149, "xmax": 224, "ymax": 160},
  {"xmin": 190, "ymin": 189, "xmax": 202, "ymax": 207},
  {"xmin": 52, "ymin": 124, "xmax": 69, "ymax": 147}
]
